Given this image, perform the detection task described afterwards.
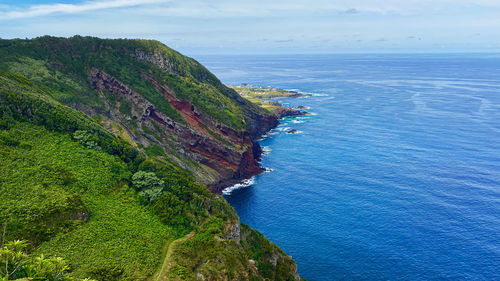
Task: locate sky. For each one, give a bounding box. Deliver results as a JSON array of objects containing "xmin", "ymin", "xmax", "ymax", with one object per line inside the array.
[{"xmin": 0, "ymin": 0, "xmax": 499, "ymax": 55}]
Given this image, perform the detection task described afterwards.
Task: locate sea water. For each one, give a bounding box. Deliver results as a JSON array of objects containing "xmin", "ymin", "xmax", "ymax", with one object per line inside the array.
[{"xmin": 196, "ymin": 54, "xmax": 500, "ymax": 280}]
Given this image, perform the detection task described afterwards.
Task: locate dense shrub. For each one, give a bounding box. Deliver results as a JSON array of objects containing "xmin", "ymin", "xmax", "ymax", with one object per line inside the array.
[
  {"xmin": 89, "ymin": 266, "xmax": 124, "ymax": 281},
  {"xmin": 73, "ymin": 130, "xmax": 100, "ymax": 150},
  {"xmin": 131, "ymin": 171, "xmax": 164, "ymax": 202}
]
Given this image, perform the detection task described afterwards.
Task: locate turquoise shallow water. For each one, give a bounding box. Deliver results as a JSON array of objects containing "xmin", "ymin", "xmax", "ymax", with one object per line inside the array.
[{"xmin": 196, "ymin": 54, "xmax": 500, "ymax": 280}]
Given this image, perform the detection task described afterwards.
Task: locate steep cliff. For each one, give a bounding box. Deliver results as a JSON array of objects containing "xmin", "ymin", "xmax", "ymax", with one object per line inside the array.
[
  {"xmin": 0, "ymin": 37, "xmax": 301, "ymax": 280},
  {"xmin": 0, "ymin": 36, "xmax": 278, "ymax": 193}
]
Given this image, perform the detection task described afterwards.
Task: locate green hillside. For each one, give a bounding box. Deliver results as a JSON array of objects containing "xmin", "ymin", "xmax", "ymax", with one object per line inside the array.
[
  {"xmin": 0, "ymin": 36, "xmax": 253, "ymax": 130},
  {"xmin": 0, "ymin": 36, "xmax": 276, "ymax": 188},
  {"xmin": 0, "ymin": 38, "xmax": 300, "ymax": 281}
]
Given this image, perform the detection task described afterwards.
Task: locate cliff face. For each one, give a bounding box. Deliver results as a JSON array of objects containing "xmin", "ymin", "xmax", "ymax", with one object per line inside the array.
[
  {"xmin": 88, "ymin": 68, "xmax": 276, "ymax": 193},
  {"xmin": 0, "ymin": 36, "xmax": 278, "ymax": 193}
]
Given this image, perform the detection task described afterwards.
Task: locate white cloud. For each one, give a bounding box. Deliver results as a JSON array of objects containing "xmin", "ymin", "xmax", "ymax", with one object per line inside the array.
[
  {"xmin": 108, "ymin": 0, "xmax": 500, "ymax": 19},
  {"xmin": 0, "ymin": 0, "xmax": 169, "ymax": 20},
  {"xmin": 0, "ymin": 0, "xmax": 498, "ymax": 53},
  {"xmin": 3, "ymin": 0, "xmax": 500, "ymax": 21}
]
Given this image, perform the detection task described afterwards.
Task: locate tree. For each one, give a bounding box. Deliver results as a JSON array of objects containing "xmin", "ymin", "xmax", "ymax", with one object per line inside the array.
[
  {"xmin": 0, "ymin": 240, "xmax": 94, "ymax": 281},
  {"xmin": 0, "ymin": 240, "xmax": 28, "ymax": 280},
  {"xmin": 131, "ymin": 171, "xmax": 164, "ymax": 202}
]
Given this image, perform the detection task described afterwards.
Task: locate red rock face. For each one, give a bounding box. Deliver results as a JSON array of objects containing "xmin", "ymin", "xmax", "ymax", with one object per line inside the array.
[{"xmin": 89, "ymin": 69, "xmax": 277, "ymax": 193}]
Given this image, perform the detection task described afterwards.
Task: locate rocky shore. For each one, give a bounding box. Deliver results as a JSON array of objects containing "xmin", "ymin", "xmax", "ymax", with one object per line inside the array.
[{"xmin": 217, "ymin": 85, "xmax": 310, "ymax": 193}]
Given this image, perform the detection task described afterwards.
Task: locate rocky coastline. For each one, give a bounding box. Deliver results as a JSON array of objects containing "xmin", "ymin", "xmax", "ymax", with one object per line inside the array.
[{"xmin": 215, "ymin": 85, "xmax": 310, "ymax": 194}]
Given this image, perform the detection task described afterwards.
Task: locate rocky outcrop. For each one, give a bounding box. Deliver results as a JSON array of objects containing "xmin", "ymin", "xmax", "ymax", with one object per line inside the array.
[
  {"xmin": 239, "ymin": 224, "xmax": 301, "ymax": 281},
  {"xmin": 224, "ymin": 222, "xmax": 241, "ymax": 243},
  {"xmin": 272, "ymin": 107, "xmax": 308, "ymax": 119},
  {"xmin": 132, "ymin": 49, "xmax": 180, "ymax": 75}
]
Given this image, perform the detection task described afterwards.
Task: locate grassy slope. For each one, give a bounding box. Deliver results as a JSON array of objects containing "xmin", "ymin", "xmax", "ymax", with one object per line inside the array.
[
  {"xmin": 229, "ymin": 85, "xmax": 307, "ymax": 112},
  {"xmin": 242, "ymin": 96, "xmax": 281, "ymax": 111},
  {"xmin": 0, "ymin": 122, "xmax": 173, "ymax": 280},
  {"xmin": 228, "ymin": 85, "xmax": 306, "ymax": 99},
  {"xmin": 0, "ymin": 64, "xmax": 301, "ymax": 280},
  {"xmin": 167, "ymin": 221, "xmax": 300, "ymax": 281}
]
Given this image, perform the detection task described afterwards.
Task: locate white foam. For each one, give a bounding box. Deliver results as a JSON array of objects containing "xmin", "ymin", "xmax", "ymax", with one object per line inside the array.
[
  {"xmin": 292, "ymin": 120, "xmax": 305, "ymax": 123},
  {"xmin": 258, "ymin": 131, "xmax": 279, "ymax": 141},
  {"xmin": 286, "ymin": 130, "xmax": 303, "ymax": 134},
  {"xmin": 262, "ymin": 146, "xmax": 272, "ymax": 155},
  {"xmin": 222, "ymin": 177, "xmax": 255, "ymax": 195}
]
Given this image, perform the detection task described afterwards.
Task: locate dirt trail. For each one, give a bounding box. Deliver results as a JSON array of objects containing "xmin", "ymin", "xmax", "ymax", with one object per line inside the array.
[{"xmin": 156, "ymin": 231, "xmax": 195, "ymax": 281}]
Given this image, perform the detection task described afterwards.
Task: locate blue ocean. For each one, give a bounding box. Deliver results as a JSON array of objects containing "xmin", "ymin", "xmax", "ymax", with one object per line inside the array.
[{"xmin": 196, "ymin": 54, "xmax": 500, "ymax": 280}]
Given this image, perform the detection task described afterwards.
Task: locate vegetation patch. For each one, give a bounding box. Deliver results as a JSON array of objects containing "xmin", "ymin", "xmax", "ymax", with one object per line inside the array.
[
  {"xmin": 228, "ymin": 85, "xmax": 310, "ymax": 99},
  {"xmin": 0, "ymin": 37, "xmax": 302, "ymax": 280}
]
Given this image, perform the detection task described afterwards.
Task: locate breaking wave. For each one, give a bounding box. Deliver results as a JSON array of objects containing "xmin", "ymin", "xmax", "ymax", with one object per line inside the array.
[{"xmin": 222, "ymin": 177, "xmax": 255, "ymax": 195}]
